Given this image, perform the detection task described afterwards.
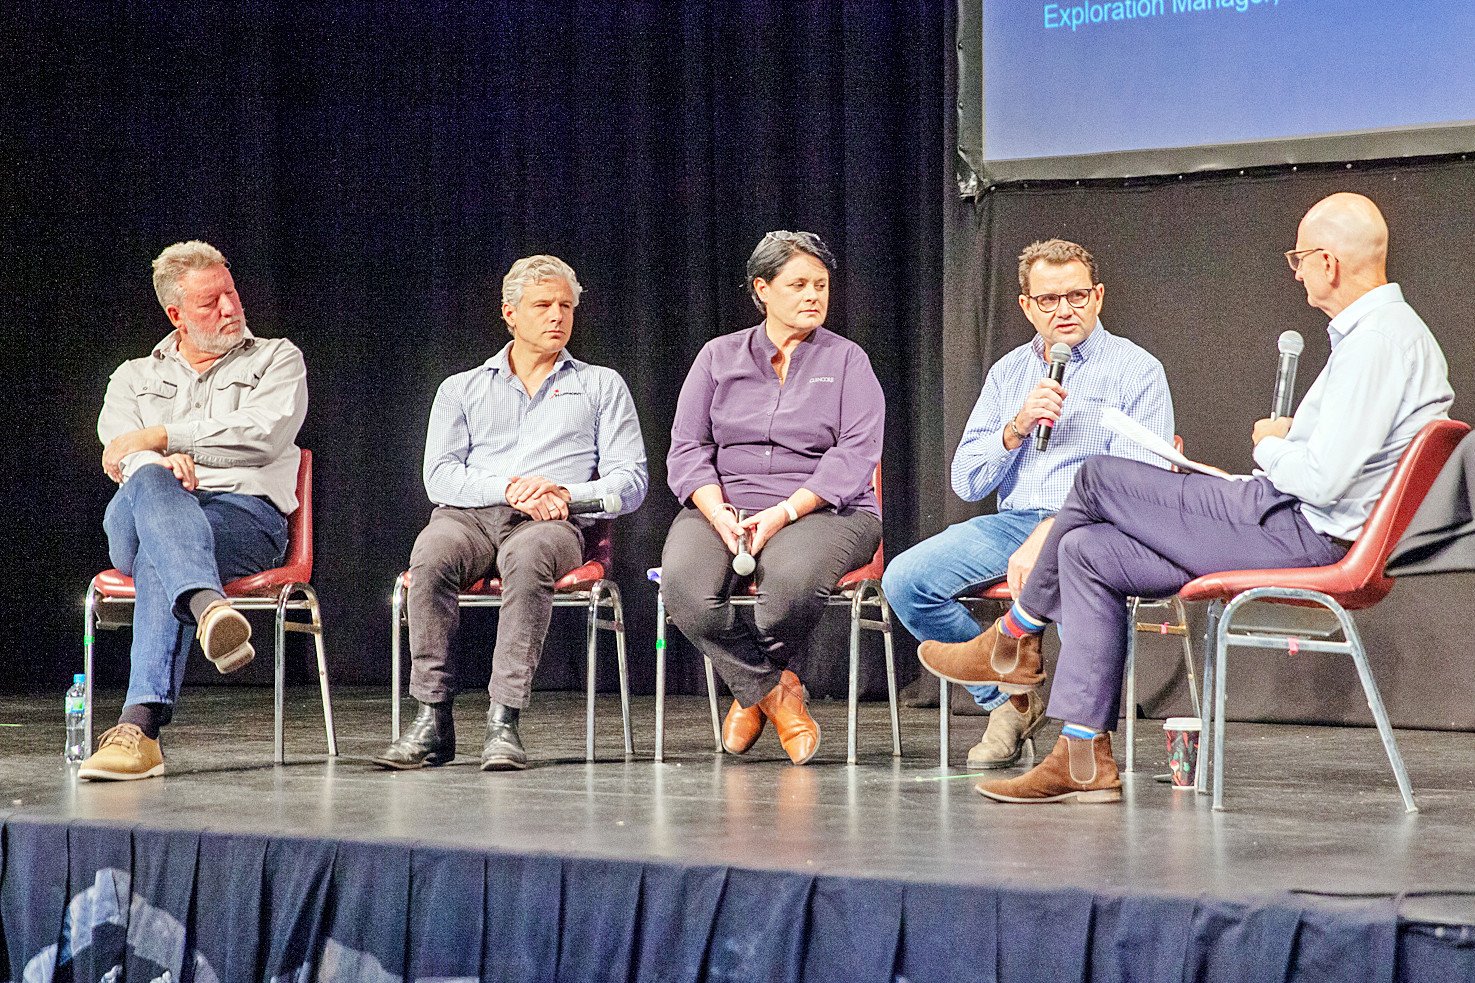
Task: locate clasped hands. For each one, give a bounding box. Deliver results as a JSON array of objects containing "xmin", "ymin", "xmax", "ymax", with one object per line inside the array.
[
  {"xmin": 506, "ymin": 475, "xmax": 571, "ymax": 521},
  {"xmin": 709, "ymin": 504, "xmax": 790, "ymax": 557}
]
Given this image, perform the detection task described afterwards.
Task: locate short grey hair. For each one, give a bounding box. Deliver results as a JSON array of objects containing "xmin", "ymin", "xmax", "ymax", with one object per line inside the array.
[
  {"xmin": 1017, "ymin": 238, "xmax": 1097, "ymax": 294},
  {"xmin": 152, "ymin": 240, "xmax": 228, "ymax": 311},
  {"xmin": 501, "ymin": 255, "xmax": 583, "ymax": 309},
  {"xmin": 745, "ymin": 231, "xmax": 836, "ymax": 311}
]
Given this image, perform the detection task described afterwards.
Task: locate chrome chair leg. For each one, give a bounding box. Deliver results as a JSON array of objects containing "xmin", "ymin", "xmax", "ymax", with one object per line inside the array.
[
  {"xmin": 704, "ymin": 656, "xmax": 721, "ymax": 752},
  {"xmin": 302, "ymin": 583, "xmax": 336, "ymax": 756},
  {"xmin": 1124, "ymin": 598, "xmax": 1138, "ymax": 774},
  {"xmin": 83, "ymin": 581, "xmax": 99, "ymax": 754},
  {"xmin": 654, "ymin": 587, "xmax": 667, "ymax": 763},
  {"xmin": 939, "ymin": 679, "xmax": 949, "ymax": 768},
  {"xmin": 880, "ymin": 590, "xmax": 900, "ymax": 757},
  {"xmin": 610, "ymin": 585, "xmax": 632, "ymax": 757},
  {"xmin": 274, "ymin": 589, "xmax": 288, "ymax": 765},
  {"xmin": 847, "ymin": 589, "xmax": 862, "ymax": 766},
  {"xmin": 390, "ymin": 575, "xmax": 405, "ymax": 740},
  {"xmin": 1338, "ymin": 609, "xmax": 1418, "ymax": 813},
  {"xmin": 585, "ymin": 583, "xmax": 601, "ymax": 762},
  {"xmin": 1195, "ymin": 600, "xmax": 1219, "ymax": 795}
]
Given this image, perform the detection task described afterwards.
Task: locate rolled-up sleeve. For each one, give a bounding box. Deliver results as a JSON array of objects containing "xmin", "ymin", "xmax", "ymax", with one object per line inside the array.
[
  {"xmin": 423, "ymin": 377, "xmax": 512, "ymax": 508},
  {"xmin": 803, "ymin": 346, "xmax": 885, "ymax": 508},
  {"xmin": 164, "ymin": 342, "xmax": 308, "ymax": 469},
  {"xmin": 667, "ymin": 342, "xmax": 723, "ymax": 504},
  {"xmin": 561, "ymin": 372, "xmax": 649, "ymax": 517}
]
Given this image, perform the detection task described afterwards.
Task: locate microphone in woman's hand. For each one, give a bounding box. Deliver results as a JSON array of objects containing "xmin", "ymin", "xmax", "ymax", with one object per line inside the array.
[{"xmin": 732, "ymin": 512, "xmax": 756, "ymax": 575}]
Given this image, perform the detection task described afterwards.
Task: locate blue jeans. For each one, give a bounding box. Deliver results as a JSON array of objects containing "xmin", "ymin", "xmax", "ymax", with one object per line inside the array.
[
  {"xmin": 882, "ymin": 509, "xmax": 1054, "ymax": 708},
  {"xmin": 103, "ymin": 464, "xmax": 287, "ymax": 714}
]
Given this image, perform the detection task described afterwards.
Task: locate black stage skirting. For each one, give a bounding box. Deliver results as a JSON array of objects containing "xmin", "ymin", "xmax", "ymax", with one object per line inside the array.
[{"xmin": 4, "ymin": 815, "xmax": 1474, "ymax": 983}]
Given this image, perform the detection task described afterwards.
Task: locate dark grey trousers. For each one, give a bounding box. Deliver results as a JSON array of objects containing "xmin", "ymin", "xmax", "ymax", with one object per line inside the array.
[
  {"xmin": 660, "ymin": 506, "xmax": 881, "ymax": 707},
  {"xmin": 407, "ymin": 505, "xmax": 584, "ymax": 708}
]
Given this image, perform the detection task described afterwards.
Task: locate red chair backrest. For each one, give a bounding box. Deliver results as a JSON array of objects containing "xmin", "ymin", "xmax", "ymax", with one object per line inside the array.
[
  {"xmin": 837, "ymin": 461, "xmax": 885, "ymax": 586},
  {"xmin": 1332, "ymin": 419, "xmax": 1468, "ymax": 606},
  {"xmin": 1180, "ymin": 419, "xmax": 1469, "ymax": 609},
  {"xmin": 583, "ymin": 516, "xmax": 614, "ymax": 571},
  {"xmin": 225, "ymin": 449, "xmax": 312, "ymax": 594}
]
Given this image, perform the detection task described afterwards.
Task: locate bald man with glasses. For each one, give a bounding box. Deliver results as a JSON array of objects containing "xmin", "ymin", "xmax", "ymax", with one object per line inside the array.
[
  {"xmin": 920, "ymin": 193, "xmax": 1454, "ymax": 805},
  {"xmin": 884, "ymin": 238, "xmax": 1175, "ymax": 769}
]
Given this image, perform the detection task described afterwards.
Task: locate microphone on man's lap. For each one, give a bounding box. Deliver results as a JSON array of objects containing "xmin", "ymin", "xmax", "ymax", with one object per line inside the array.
[
  {"xmin": 1034, "ymin": 342, "xmax": 1072, "ymax": 452},
  {"xmin": 567, "ymin": 492, "xmax": 622, "ymax": 515},
  {"xmin": 1271, "ymin": 330, "xmax": 1304, "ymax": 420}
]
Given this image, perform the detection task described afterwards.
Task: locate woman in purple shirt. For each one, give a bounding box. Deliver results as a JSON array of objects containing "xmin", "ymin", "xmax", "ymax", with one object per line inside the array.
[{"xmin": 661, "ymin": 231, "xmax": 885, "ymax": 765}]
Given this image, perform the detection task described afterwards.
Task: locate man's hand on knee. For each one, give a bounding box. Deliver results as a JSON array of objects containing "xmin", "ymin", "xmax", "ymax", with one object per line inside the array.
[{"xmin": 1006, "ymin": 518, "xmax": 1055, "ymax": 597}]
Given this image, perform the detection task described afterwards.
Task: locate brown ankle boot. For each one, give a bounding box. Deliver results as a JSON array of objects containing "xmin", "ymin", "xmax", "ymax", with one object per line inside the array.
[
  {"xmin": 722, "ymin": 699, "xmax": 766, "ymax": 755},
  {"xmin": 757, "ymin": 670, "xmax": 820, "ymax": 765},
  {"xmin": 917, "ymin": 618, "xmax": 1046, "ymax": 692},
  {"xmin": 975, "ymin": 733, "xmax": 1121, "ymax": 804}
]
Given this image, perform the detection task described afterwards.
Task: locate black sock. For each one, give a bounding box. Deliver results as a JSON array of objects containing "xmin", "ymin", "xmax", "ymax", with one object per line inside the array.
[
  {"xmin": 187, "ymin": 588, "xmax": 226, "ymax": 624},
  {"xmin": 120, "ymin": 703, "xmax": 167, "ymax": 740}
]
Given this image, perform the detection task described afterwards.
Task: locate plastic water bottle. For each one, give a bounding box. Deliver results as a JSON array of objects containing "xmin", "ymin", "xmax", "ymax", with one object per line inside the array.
[{"xmin": 65, "ymin": 673, "xmax": 87, "ymax": 763}]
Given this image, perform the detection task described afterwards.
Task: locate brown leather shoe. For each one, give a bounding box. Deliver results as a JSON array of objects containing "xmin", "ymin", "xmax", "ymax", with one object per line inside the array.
[
  {"xmin": 722, "ymin": 699, "xmax": 766, "ymax": 755},
  {"xmin": 757, "ymin": 670, "xmax": 820, "ymax": 765},
  {"xmin": 975, "ymin": 733, "xmax": 1122, "ymax": 804},
  {"xmin": 917, "ymin": 618, "xmax": 1046, "ymax": 693}
]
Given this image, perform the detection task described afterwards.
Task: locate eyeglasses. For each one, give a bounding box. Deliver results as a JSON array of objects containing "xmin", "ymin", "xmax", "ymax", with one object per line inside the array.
[
  {"xmin": 1284, "ymin": 247, "xmax": 1329, "ymax": 272},
  {"xmin": 1025, "ymin": 287, "xmax": 1097, "ymax": 313}
]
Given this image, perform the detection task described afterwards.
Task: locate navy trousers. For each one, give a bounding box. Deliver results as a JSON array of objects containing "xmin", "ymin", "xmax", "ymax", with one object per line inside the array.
[{"xmin": 1017, "ymin": 456, "xmax": 1347, "ymax": 731}]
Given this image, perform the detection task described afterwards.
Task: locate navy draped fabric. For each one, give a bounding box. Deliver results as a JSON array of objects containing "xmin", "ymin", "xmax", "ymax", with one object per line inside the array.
[{"xmin": 0, "ymin": 817, "xmax": 1467, "ymax": 983}]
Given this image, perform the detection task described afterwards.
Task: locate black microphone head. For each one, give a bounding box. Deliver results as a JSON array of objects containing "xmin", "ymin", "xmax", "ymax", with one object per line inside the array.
[
  {"xmin": 1049, "ymin": 342, "xmax": 1072, "ymax": 366},
  {"xmin": 1277, "ymin": 330, "xmax": 1304, "ymax": 356}
]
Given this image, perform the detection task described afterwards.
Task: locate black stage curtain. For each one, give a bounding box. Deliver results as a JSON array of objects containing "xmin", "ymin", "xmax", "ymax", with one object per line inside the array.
[
  {"xmin": 941, "ymin": 157, "xmax": 1475, "ymax": 730},
  {"xmin": 0, "ymin": 3, "xmax": 946, "ymax": 700}
]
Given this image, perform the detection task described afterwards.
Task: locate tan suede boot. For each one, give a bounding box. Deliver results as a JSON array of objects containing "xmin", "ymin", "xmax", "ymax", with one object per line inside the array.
[
  {"xmin": 975, "ymin": 733, "xmax": 1121, "ymax": 803},
  {"xmin": 967, "ymin": 691, "xmax": 1047, "ymax": 769},
  {"xmin": 917, "ymin": 618, "xmax": 1046, "ymax": 693}
]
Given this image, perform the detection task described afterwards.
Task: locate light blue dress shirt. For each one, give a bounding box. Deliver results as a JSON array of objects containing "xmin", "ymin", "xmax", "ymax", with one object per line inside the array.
[
  {"xmin": 952, "ymin": 323, "xmax": 1175, "ymax": 511},
  {"xmin": 1254, "ymin": 283, "xmax": 1453, "ymax": 540},
  {"xmin": 423, "ymin": 343, "xmax": 648, "ymax": 518}
]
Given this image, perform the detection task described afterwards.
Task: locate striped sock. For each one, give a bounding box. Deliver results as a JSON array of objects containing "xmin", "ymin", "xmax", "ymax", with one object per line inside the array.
[
  {"xmin": 999, "ymin": 602, "xmax": 1047, "ymax": 639},
  {"xmin": 1061, "ymin": 723, "xmax": 1099, "ymax": 741}
]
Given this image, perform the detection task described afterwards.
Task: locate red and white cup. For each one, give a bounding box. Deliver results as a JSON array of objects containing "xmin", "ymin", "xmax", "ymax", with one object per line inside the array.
[{"xmin": 1163, "ymin": 717, "xmax": 1202, "ymax": 788}]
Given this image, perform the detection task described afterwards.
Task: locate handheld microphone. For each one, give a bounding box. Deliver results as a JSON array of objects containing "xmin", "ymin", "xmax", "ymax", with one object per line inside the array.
[
  {"xmin": 1271, "ymin": 330, "xmax": 1304, "ymax": 420},
  {"xmin": 732, "ymin": 510, "xmax": 755, "ymax": 575},
  {"xmin": 1034, "ymin": 342, "xmax": 1072, "ymax": 452},
  {"xmin": 568, "ymin": 492, "xmax": 622, "ymax": 515}
]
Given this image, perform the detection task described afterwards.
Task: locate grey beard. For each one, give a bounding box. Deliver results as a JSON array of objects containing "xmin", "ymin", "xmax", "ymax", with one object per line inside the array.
[{"xmin": 189, "ymin": 317, "xmax": 247, "ymax": 355}]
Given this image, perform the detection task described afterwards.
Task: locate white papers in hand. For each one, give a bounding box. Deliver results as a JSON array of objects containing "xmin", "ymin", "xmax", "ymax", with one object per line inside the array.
[{"xmin": 1098, "ymin": 408, "xmax": 1253, "ymax": 480}]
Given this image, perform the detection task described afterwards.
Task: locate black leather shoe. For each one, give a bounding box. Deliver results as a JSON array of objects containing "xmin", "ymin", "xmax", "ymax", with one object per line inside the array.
[
  {"xmin": 372, "ymin": 701, "xmax": 455, "ymax": 769},
  {"xmin": 481, "ymin": 702, "xmax": 527, "ymax": 771}
]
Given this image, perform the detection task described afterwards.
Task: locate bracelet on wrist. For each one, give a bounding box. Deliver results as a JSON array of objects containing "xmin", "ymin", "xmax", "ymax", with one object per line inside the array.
[
  {"xmin": 1008, "ymin": 419, "xmax": 1026, "ymax": 442},
  {"xmin": 780, "ymin": 501, "xmax": 799, "ymax": 523}
]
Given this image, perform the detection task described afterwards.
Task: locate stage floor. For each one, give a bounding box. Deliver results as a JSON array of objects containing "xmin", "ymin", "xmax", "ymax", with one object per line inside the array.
[{"xmin": 6, "ymin": 686, "xmax": 1475, "ymax": 928}]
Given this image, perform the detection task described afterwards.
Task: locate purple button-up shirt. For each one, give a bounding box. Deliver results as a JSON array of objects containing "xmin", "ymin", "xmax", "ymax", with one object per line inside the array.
[{"xmin": 668, "ymin": 324, "xmax": 884, "ymax": 517}]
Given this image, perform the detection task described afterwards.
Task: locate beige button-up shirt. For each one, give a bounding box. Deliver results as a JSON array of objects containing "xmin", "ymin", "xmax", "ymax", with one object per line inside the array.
[{"xmin": 97, "ymin": 328, "xmax": 308, "ymax": 513}]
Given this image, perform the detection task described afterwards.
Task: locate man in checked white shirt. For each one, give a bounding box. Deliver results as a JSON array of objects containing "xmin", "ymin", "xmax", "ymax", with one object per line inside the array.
[
  {"xmin": 883, "ymin": 239, "xmax": 1174, "ymax": 768},
  {"xmin": 374, "ymin": 255, "xmax": 647, "ymax": 772}
]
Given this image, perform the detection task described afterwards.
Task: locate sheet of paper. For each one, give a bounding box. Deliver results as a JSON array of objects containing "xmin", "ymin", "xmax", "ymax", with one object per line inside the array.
[{"xmin": 1099, "ymin": 408, "xmax": 1253, "ymax": 480}]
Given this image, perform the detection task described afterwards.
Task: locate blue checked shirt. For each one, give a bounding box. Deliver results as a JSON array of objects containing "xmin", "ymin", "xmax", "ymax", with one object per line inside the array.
[
  {"xmin": 952, "ymin": 323, "xmax": 1175, "ymax": 511},
  {"xmin": 423, "ymin": 343, "xmax": 648, "ymax": 518}
]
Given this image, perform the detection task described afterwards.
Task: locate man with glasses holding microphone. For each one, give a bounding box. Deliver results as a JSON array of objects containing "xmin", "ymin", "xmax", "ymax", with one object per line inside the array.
[
  {"xmin": 884, "ymin": 238, "xmax": 1174, "ymax": 769},
  {"xmin": 920, "ymin": 193, "xmax": 1452, "ymax": 804}
]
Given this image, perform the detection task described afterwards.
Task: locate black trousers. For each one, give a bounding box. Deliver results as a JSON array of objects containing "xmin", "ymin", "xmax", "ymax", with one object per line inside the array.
[{"xmin": 660, "ymin": 506, "xmax": 880, "ymax": 706}]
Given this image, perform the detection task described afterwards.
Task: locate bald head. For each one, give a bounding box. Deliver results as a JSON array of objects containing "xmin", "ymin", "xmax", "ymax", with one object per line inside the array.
[
  {"xmin": 1299, "ymin": 192, "xmax": 1388, "ymax": 279},
  {"xmin": 1293, "ymin": 192, "xmax": 1391, "ymax": 317}
]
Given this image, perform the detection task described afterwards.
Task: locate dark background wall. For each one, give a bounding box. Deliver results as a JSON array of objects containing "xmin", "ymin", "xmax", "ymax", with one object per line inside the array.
[
  {"xmin": 0, "ymin": 1, "xmax": 944, "ymax": 703},
  {"xmin": 4, "ymin": 2, "xmax": 1473, "ymax": 730}
]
